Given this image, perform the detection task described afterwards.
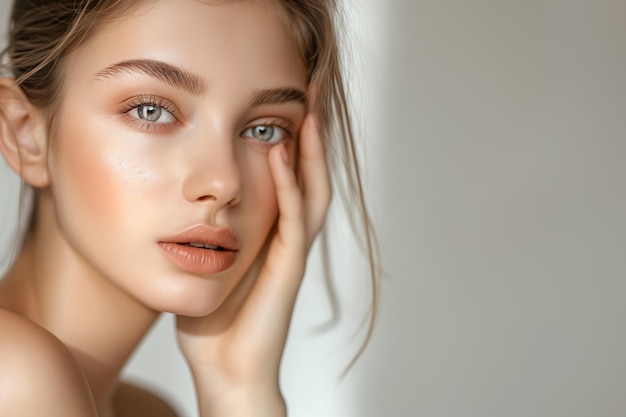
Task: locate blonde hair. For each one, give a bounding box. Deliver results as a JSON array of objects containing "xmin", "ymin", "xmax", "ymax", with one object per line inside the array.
[{"xmin": 1, "ymin": 0, "xmax": 380, "ymax": 370}]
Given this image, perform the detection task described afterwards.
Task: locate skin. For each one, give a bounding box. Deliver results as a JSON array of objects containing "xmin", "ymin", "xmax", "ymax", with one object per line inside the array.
[{"xmin": 0, "ymin": 1, "xmax": 331, "ymax": 416}]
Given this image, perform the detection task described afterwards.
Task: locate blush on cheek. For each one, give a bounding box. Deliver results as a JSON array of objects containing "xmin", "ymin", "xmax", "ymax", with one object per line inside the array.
[
  {"xmin": 52, "ymin": 120, "xmax": 155, "ymax": 225},
  {"xmin": 55, "ymin": 136, "xmax": 114, "ymax": 216}
]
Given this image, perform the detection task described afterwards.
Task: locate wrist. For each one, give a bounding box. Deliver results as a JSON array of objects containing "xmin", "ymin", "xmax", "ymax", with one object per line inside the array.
[{"xmin": 191, "ymin": 367, "xmax": 286, "ymax": 417}]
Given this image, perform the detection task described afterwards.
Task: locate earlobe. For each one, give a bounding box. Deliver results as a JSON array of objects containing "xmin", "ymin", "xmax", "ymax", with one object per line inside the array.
[{"xmin": 0, "ymin": 77, "xmax": 50, "ymax": 187}]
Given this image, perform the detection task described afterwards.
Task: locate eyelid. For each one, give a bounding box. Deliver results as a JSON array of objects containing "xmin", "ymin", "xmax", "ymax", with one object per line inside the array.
[
  {"xmin": 243, "ymin": 118, "xmax": 298, "ymax": 141},
  {"xmin": 119, "ymin": 94, "xmax": 182, "ymax": 123},
  {"xmin": 117, "ymin": 94, "xmax": 184, "ymax": 133}
]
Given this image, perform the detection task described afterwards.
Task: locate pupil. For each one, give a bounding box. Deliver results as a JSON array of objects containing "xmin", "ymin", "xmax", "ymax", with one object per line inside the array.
[
  {"xmin": 139, "ymin": 105, "xmax": 161, "ymax": 122},
  {"xmin": 255, "ymin": 125, "xmax": 274, "ymax": 141}
]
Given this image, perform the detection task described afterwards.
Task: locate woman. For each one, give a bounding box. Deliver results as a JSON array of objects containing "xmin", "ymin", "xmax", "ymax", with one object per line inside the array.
[{"xmin": 0, "ymin": 0, "xmax": 378, "ymax": 416}]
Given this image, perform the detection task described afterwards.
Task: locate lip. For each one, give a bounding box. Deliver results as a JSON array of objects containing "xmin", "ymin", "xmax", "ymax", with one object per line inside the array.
[{"xmin": 158, "ymin": 224, "xmax": 239, "ymax": 274}]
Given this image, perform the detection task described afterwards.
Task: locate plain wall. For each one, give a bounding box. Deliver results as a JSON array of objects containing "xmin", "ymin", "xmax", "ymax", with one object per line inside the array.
[
  {"xmin": 2, "ymin": 1, "xmax": 626, "ymax": 416},
  {"xmin": 359, "ymin": 1, "xmax": 626, "ymax": 416}
]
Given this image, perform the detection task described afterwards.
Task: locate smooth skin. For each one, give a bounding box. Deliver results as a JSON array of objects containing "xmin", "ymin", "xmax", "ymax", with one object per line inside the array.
[{"xmin": 0, "ymin": 1, "xmax": 330, "ymax": 416}]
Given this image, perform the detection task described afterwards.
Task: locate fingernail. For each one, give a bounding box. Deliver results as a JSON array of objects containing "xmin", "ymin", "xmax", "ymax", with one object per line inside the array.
[{"xmin": 280, "ymin": 144, "xmax": 289, "ymax": 165}]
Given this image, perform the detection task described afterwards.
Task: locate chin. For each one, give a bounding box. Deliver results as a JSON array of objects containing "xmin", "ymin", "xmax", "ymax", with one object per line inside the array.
[
  {"xmin": 167, "ymin": 301, "xmax": 223, "ymax": 318},
  {"xmin": 142, "ymin": 276, "xmax": 233, "ymax": 317}
]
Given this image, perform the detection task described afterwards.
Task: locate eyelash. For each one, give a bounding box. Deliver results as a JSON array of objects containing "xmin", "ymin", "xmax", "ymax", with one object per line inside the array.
[
  {"xmin": 243, "ymin": 119, "xmax": 297, "ymax": 144},
  {"xmin": 119, "ymin": 95, "xmax": 298, "ymax": 141},
  {"xmin": 119, "ymin": 95, "xmax": 179, "ymax": 130}
]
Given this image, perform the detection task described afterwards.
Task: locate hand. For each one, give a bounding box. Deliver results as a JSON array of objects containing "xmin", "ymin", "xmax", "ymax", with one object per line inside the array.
[{"xmin": 175, "ymin": 108, "xmax": 330, "ymax": 414}]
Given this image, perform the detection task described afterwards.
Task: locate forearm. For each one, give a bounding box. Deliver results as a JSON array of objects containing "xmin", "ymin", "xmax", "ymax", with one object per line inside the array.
[{"xmin": 191, "ymin": 368, "xmax": 287, "ymax": 417}]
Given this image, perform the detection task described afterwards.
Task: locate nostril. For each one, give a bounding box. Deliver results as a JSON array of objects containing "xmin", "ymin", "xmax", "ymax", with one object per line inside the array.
[
  {"xmin": 227, "ymin": 196, "xmax": 240, "ymax": 207},
  {"xmin": 196, "ymin": 195, "xmax": 217, "ymax": 202}
]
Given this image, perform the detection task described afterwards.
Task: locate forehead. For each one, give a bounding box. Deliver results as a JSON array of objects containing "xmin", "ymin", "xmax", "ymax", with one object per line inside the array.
[{"xmin": 65, "ymin": 0, "xmax": 306, "ymax": 92}]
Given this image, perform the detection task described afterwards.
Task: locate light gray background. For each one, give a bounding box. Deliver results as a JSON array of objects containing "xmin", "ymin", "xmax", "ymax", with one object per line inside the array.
[{"xmin": 2, "ymin": 1, "xmax": 626, "ymax": 416}]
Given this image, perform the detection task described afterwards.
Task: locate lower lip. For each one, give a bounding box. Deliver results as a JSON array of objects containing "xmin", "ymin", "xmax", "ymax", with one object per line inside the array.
[{"xmin": 158, "ymin": 243, "xmax": 237, "ymax": 275}]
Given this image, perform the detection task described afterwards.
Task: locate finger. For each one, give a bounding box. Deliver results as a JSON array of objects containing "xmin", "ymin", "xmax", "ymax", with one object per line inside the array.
[
  {"xmin": 234, "ymin": 143, "xmax": 307, "ymax": 326},
  {"xmin": 175, "ymin": 238, "xmax": 272, "ymax": 349},
  {"xmin": 258, "ymin": 143, "xmax": 306, "ymax": 286},
  {"xmin": 217, "ymin": 145, "xmax": 306, "ymax": 348},
  {"xmin": 298, "ymin": 113, "xmax": 331, "ymax": 245},
  {"xmin": 182, "ymin": 143, "xmax": 307, "ymax": 335},
  {"xmin": 195, "ymin": 233, "xmax": 271, "ymax": 325}
]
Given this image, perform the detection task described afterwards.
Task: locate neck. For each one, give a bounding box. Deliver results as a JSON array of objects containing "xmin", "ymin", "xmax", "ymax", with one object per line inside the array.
[{"xmin": 0, "ymin": 190, "xmax": 160, "ymax": 413}]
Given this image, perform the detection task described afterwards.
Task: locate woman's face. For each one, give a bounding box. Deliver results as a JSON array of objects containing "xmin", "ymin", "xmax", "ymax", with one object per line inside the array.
[{"xmin": 46, "ymin": 0, "xmax": 307, "ymax": 315}]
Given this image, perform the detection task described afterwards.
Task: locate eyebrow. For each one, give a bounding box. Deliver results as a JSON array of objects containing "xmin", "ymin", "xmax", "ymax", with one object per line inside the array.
[
  {"xmin": 94, "ymin": 59, "xmax": 207, "ymax": 96},
  {"xmin": 94, "ymin": 58, "xmax": 306, "ymax": 106},
  {"xmin": 251, "ymin": 87, "xmax": 306, "ymax": 106}
]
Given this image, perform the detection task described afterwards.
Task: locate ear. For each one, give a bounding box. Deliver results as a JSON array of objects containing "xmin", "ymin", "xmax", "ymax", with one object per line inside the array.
[{"xmin": 0, "ymin": 77, "xmax": 50, "ymax": 187}]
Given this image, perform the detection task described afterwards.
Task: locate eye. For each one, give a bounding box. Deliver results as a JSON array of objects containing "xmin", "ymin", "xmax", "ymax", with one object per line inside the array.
[
  {"xmin": 242, "ymin": 124, "xmax": 287, "ymax": 144},
  {"xmin": 129, "ymin": 104, "xmax": 175, "ymax": 124},
  {"xmin": 120, "ymin": 95, "xmax": 179, "ymax": 128}
]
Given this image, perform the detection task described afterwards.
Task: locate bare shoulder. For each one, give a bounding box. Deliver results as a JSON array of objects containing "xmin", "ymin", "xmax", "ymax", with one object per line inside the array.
[
  {"xmin": 0, "ymin": 309, "xmax": 98, "ymax": 416},
  {"xmin": 114, "ymin": 381, "xmax": 182, "ymax": 417}
]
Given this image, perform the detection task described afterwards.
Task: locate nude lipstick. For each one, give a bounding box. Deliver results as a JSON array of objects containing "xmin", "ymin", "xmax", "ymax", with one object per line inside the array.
[{"xmin": 158, "ymin": 225, "xmax": 239, "ymax": 275}]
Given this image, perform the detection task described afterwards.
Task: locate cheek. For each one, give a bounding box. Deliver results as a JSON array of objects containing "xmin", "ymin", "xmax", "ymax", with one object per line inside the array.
[
  {"xmin": 238, "ymin": 149, "xmax": 280, "ymax": 229},
  {"xmin": 53, "ymin": 131, "xmax": 116, "ymax": 220},
  {"xmin": 49, "ymin": 114, "xmax": 162, "ymax": 232}
]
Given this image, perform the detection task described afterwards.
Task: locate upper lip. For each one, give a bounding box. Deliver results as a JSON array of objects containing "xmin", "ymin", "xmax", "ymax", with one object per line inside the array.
[{"xmin": 159, "ymin": 224, "xmax": 239, "ymax": 251}]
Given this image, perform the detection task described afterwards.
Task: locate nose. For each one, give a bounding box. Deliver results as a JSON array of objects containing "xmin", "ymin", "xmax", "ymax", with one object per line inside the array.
[{"xmin": 181, "ymin": 127, "xmax": 242, "ymax": 208}]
